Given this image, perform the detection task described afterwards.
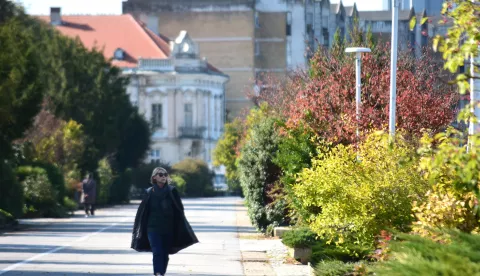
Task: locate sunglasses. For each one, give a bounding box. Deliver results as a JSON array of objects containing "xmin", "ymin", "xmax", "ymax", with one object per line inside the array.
[{"xmin": 156, "ymin": 173, "xmax": 168, "ymax": 177}]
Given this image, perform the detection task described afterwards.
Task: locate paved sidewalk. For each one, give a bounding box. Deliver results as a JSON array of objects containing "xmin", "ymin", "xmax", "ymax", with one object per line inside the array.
[{"xmin": 235, "ymin": 201, "xmax": 311, "ymax": 276}]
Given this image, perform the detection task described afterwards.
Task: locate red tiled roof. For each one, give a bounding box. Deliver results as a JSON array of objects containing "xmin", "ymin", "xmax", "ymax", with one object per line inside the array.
[{"xmin": 37, "ymin": 14, "xmax": 168, "ymax": 68}]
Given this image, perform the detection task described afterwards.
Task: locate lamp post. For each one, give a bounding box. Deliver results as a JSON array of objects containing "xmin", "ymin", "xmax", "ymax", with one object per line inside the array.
[
  {"xmin": 345, "ymin": 47, "xmax": 371, "ymax": 140},
  {"xmin": 389, "ymin": 0, "xmax": 400, "ymax": 139},
  {"xmin": 468, "ymin": 52, "xmax": 479, "ymax": 150}
]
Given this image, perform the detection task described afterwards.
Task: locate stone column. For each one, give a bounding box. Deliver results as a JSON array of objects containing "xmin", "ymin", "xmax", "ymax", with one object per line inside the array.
[
  {"xmin": 209, "ymin": 93, "xmax": 215, "ymax": 138},
  {"xmin": 204, "ymin": 90, "xmax": 210, "ymax": 139},
  {"xmin": 215, "ymin": 95, "xmax": 221, "ymax": 138},
  {"xmin": 167, "ymin": 89, "xmax": 175, "ymax": 138},
  {"xmin": 177, "ymin": 89, "xmax": 184, "ymax": 137}
]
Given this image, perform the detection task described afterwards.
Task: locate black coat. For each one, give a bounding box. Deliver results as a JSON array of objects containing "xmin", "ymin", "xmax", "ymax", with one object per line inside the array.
[{"xmin": 131, "ymin": 185, "xmax": 199, "ymax": 254}]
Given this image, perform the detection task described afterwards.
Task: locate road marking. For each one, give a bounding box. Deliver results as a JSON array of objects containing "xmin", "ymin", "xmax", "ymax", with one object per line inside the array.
[{"xmin": 0, "ymin": 217, "xmax": 130, "ymax": 275}]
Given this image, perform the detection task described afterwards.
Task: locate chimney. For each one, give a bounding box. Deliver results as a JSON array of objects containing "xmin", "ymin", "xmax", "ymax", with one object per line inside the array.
[{"xmin": 50, "ymin": 7, "xmax": 62, "ymax": 25}]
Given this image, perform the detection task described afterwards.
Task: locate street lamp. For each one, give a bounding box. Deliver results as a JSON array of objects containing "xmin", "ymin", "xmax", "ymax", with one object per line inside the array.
[
  {"xmin": 345, "ymin": 47, "xmax": 371, "ymax": 140},
  {"xmin": 389, "ymin": 0, "xmax": 400, "ymax": 139}
]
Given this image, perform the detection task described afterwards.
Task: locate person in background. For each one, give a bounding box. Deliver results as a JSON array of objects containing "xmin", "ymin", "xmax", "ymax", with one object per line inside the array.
[
  {"xmin": 82, "ymin": 172, "xmax": 96, "ymax": 217},
  {"xmin": 131, "ymin": 167, "xmax": 198, "ymax": 276}
]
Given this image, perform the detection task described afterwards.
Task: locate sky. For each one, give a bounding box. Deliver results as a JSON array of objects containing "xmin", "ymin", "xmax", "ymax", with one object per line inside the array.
[{"xmin": 14, "ymin": 0, "xmax": 385, "ymax": 15}]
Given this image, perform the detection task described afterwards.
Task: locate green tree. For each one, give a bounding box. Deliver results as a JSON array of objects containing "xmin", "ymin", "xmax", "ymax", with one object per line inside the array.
[
  {"xmin": 46, "ymin": 36, "xmax": 151, "ymax": 201},
  {"xmin": 213, "ymin": 119, "xmax": 244, "ymax": 193},
  {"xmin": 0, "ymin": 0, "xmax": 151, "ymax": 210},
  {"xmin": 172, "ymin": 158, "xmax": 214, "ymax": 197},
  {"xmin": 238, "ymin": 105, "xmax": 285, "ymax": 232},
  {"xmin": 112, "ymin": 110, "xmax": 151, "ymax": 173},
  {"xmin": 0, "ymin": 161, "xmax": 23, "ymax": 217},
  {"xmin": 47, "ymin": 37, "xmax": 131, "ymax": 172},
  {"xmin": 0, "ymin": 2, "xmax": 64, "ymax": 216},
  {"xmin": 273, "ymin": 123, "xmax": 323, "ymax": 223},
  {"xmin": 97, "ymin": 158, "xmax": 115, "ymax": 205},
  {"xmin": 0, "ymin": 16, "xmax": 51, "ymax": 156}
]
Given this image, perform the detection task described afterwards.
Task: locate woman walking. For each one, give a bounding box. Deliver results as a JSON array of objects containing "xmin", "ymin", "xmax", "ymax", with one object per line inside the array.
[{"xmin": 131, "ymin": 167, "xmax": 198, "ymax": 276}]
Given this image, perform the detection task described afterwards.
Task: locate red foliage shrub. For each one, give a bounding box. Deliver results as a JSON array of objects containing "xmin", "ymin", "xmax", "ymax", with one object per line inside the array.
[{"xmin": 255, "ymin": 44, "xmax": 458, "ymax": 145}]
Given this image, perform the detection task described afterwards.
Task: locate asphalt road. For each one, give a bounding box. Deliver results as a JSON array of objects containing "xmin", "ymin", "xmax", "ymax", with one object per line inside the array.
[{"xmin": 0, "ymin": 197, "xmax": 246, "ymax": 276}]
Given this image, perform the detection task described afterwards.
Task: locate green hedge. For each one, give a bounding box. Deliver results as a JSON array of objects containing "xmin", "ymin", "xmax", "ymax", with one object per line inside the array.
[
  {"xmin": 311, "ymin": 242, "xmax": 372, "ymax": 264},
  {"xmin": 29, "ymin": 161, "xmax": 65, "ymax": 204},
  {"xmin": 16, "ymin": 166, "xmax": 65, "ymax": 217},
  {"xmin": 170, "ymin": 174, "xmax": 186, "ymax": 196},
  {"xmin": 108, "ymin": 168, "xmax": 132, "ymax": 204},
  {"xmin": 131, "ymin": 162, "xmax": 172, "ymax": 190},
  {"xmin": 374, "ymin": 230, "xmax": 480, "ymax": 276},
  {"xmin": 282, "ymin": 227, "xmax": 318, "ymax": 248},
  {"xmin": 0, "ymin": 209, "xmax": 17, "ymax": 228},
  {"xmin": 0, "ymin": 161, "xmax": 23, "ymax": 217},
  {"xmin": 314, "ymin": 260, "xmax": 372, "ymax": 276},
  {"xmin": 172, "ymin": 158, "xmax": 213, "ymax": 197}
]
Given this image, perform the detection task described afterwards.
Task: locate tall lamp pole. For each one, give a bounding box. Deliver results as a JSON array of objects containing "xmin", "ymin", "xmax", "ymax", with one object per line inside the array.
[
  {"xmin": 469, "ymin": 53, "xmax": 479, "ymax": 135},
  {"xmin": 389, "ymin": 0, "xmax": 400, "ymax": 138},
  {"xmin": 345, "ymin": 47, "xmax": 372, "ymax": 140},
  {"xmin": 468, "ymin": 52, "xmax": 479, "ymax": 150}
]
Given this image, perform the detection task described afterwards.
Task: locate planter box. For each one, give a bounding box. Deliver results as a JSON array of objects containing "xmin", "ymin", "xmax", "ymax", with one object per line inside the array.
[
  {"xmin": 288, "ymin": 247, "xmax": 312, "ymax": 264},
  {"xmin": 274, "ymin": 226, "xmax": 292, "ymax": 238}
]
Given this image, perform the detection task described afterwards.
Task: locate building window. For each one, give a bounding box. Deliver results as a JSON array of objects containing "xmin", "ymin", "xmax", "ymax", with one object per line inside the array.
[
  {"xmin": 150, "ymin": 149, "xmax": 161, "ymax": 164},
  {"xmin": 286, "ymin": 12, "xmax": 292, "ymax": 36},
  {"xmin": 151, "ymin": 104, "xmax": 162, "ymax": 128},
  {"xmin": 184, "ymin": 103, "xmax": 193, "ymax": 127},
  {"xmin": 306, "ymin": 12, "xmax": 313, "ymax": 25},
  {"xmin": 255, "ymin": 41, "xmax": 260, "ymax": 56},
  {"xmin": 322, "ymin": 28, "xmax": 329, "ymax": 47},
  {"xmin": 255, "ymin": 12, "xmax": 260, "ymax": 28}
]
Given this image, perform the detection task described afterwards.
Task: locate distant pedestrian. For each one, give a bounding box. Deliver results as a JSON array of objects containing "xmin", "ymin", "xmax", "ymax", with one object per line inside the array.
[
  {"xmin": 81, "ymin": 172, "xmax": 96, "ymax": 217},
  {"xmin": 131, "ymin": 167, "xmax": 198, "ymax": 276}
]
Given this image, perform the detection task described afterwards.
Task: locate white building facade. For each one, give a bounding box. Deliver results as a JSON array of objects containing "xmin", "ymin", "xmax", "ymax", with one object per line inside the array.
[{"xmin": 124, "ymin": 32, "xmax": 229, "ymax": 165}]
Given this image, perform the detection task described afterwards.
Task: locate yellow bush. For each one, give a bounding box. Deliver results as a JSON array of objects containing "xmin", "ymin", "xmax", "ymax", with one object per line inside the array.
[
  {"xmin": 413, "ymin": 130, "xmax": 480, "ymax": 237},
  {"xmin": 294, "ymin": 131, "xmax": 428, "ymax": 248}
]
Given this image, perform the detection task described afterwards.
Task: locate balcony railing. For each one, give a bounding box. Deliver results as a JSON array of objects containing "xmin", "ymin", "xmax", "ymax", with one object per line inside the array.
[
  {"xmin": 178, "ymin": 126, "xmax": 207, "ymax": 139},
  {"xmin": 138, "ymin": 58, "xmax": 208, "ymax": 72},
  {"xmin": 138, "ymin": 58, "xmax": 174, "ymax": 71}
]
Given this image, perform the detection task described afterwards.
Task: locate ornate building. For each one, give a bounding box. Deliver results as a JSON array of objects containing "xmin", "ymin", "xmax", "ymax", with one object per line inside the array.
[{"xmin": 40, "ymin": 9, "xmax": 229, "ymax": 165}]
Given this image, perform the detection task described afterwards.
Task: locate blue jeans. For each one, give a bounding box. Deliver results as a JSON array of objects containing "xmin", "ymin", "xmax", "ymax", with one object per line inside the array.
[{"xmin": 147, "ymin": 232, "xmax": 173, "ymax": 275}]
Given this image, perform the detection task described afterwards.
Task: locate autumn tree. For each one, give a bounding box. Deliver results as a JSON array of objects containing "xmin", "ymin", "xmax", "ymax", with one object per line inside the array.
[{"xmin": 212, "ymin": 119, "xmax": 244, "ymax": 193}]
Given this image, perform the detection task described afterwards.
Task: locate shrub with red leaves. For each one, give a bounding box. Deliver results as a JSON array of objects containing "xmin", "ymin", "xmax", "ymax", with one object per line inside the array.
[{"xmin": 255, "ymin": 43, "xmax": 457, "ymax": 145}]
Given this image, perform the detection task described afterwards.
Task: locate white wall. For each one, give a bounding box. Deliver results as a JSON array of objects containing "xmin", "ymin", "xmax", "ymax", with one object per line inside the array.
[
  {"xmin": 290, "ymin": 4, "xmax": 306, "ymax": 69},
  {"xmin": 255, "ymin": 0, "xmax": 287, "ymax": 12},
  {"xmin": 130, "ymin": 72, "xmax": 227, "ymax": 165},
  {"xmin": 331, "ymin": 0, "xmax": 384, "ymax": 11}
]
